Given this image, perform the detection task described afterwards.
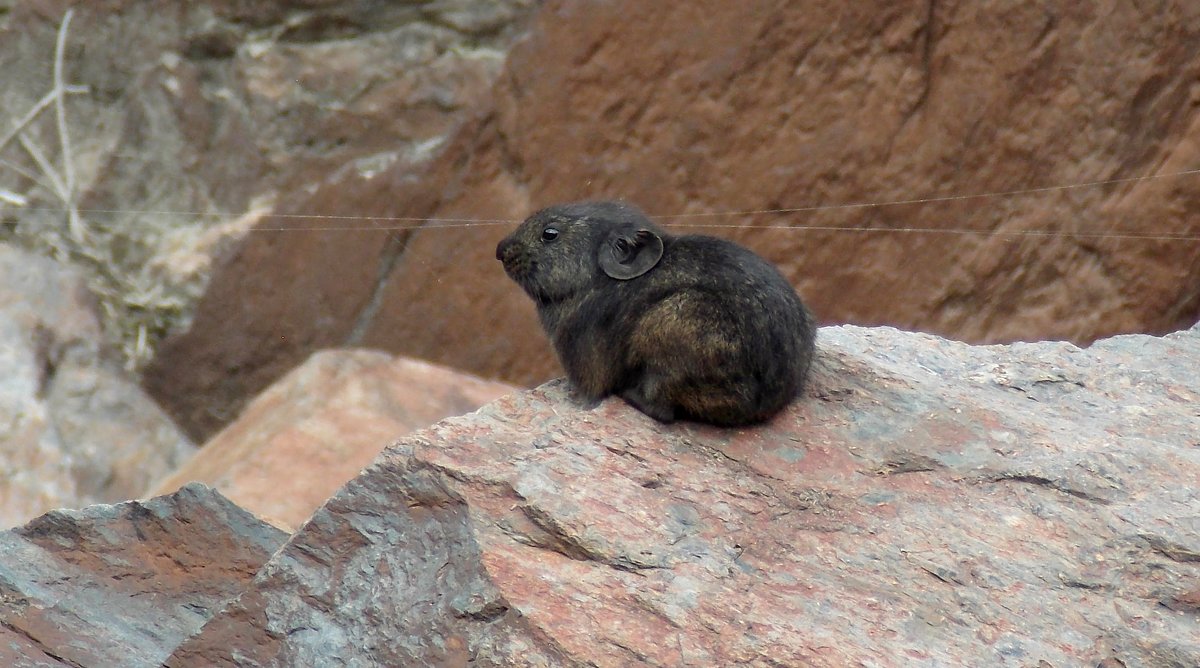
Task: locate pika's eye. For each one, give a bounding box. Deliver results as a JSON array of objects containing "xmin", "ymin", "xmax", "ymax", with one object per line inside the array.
[{"xmin": 541, "ymin": 227, "xmax": 559, "ymax": 242}]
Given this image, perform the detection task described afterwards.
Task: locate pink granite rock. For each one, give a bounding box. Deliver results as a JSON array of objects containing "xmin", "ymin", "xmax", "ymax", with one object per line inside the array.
[
  {"xmin": 167, "ymin": 324, "xmax": 1200, "ymax": 666},
  {"xmin": 152, "ymin": 349, "xmax": 517, "ymax": 530}
]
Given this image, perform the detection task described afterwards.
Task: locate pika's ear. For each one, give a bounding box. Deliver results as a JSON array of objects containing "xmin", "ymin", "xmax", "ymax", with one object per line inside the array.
[{"xmin": 599, "ymin": 227, "xmax": 664, "ymax": 280}]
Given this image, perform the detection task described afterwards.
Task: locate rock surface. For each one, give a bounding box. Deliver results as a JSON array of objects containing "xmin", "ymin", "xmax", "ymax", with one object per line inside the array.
[
  {"xmin": 152, "ymin": 349, "xmax": 517, "ymax": 530},
  {"xmin": 0, "ymin": 244, "xmax": 193, "ymax": 529},
  {"xmin": 0, "ymin": 483, "xmax": 287, "ymax": 667},
  {"xmin": 167, "ymin": 323, "xmax": 1200, "ymax": 666},
  {"xmin": 143, "ymin": 0, "xmax": 1200, "ymax": 439},
  {"xmin": 0, "ymin": 0, "xmax": 538, "ymax": 381}
]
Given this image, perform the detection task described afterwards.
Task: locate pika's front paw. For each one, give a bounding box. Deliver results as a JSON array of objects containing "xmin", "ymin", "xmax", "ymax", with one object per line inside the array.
[{"xmin": 620, "ymin": 387, "xmax": 676, "ymax": 424}]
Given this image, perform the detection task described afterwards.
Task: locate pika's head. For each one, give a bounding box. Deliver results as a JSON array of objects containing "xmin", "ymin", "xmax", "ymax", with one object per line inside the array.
[{"xmin": 496, "ymin": 201, "xmax": 667, "ymax": 306}]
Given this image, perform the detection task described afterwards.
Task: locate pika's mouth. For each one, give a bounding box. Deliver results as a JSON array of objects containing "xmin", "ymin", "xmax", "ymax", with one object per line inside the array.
[
  {"xmin": 496, "ymin": 240, "xmax": 543, "ymax": 300},
  {"xmin": 508, "ymin": 265, "xmax": 550, "ymax": 303}
]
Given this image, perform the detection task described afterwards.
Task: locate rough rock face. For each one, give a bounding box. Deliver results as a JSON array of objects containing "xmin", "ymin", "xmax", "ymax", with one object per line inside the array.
[
  {"xmin": 0, "ymin": 244, "xmax": 193, "ymax": 529},
  {"xmin": 167, "ymin": 324, "xmax": 1200, "ymax": 666},
  {"xmin": 152, "ymin": 349, "xmax": 517, "ymax": 530},
  {"xmin": 0, "ymin": 483, "xmax": 287, "ymax": 667},
  {"xmin": 0, "ymin": 0, "xmax": 538, "ymax": 375},
  {"xmin": 143, "ymin": 0, "xmax": 1200, "ymax": 440}
]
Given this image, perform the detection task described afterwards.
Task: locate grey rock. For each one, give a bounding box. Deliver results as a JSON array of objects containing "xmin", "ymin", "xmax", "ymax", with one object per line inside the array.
[
  {"xmin": 0, "ymin": 244, "xmax": 193, "ymax": 528},
  {"xmin": 0, "ymin": 483, "xmax": 287, "ymax": 667}
]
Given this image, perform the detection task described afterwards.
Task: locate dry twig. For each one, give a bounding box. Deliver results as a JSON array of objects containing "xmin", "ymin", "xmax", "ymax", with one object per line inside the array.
[
  {"xmin": 0, "ymin": 86, "xmax": 88, "ymax": 154},
  {"xmin": 53, "ymin": 9, "xmax": 84, "ymax": 241},
  {"xmin": 2, "ymin": 8, "xmax": 87, "ymax": 244}
]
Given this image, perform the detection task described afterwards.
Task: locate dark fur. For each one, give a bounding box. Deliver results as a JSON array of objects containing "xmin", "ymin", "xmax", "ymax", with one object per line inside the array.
[{"xmin": 496, "ymin": 200, "xmax": 816, "ymax": 426}]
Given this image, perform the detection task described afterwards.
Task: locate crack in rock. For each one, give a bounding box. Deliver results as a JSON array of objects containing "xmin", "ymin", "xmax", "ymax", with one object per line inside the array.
[
  {"xmin": 1140, "ymin": 535, "xmax": 1200, "ymax": 564},
  {"xmin": 517, "ymin": 504, "xmax": 666, "ymax": 572},
  {"xmin": 982, "ymin": 472, "xmax": 1115, "ymax": 505}
]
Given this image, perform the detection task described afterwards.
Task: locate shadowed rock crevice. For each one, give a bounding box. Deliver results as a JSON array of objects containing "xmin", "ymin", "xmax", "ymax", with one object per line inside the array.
[
  {"xmin": 1141, "ymin": 535, "xmax": 1200, "ymax": 565},
  {"xmin": 345, "ymin": 229, "xmax": 413, "ymax": 346},
  {"xmin": 516, "ymin": 504, "xmax": 672, "ymax": 573},
  {"xmin": 981, "ymin": 470, "xmax": 1120, "ymax": 505}
]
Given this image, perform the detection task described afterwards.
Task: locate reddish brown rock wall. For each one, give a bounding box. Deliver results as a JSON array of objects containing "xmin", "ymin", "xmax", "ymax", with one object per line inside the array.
[{"xmin": 145, "ymin": 0, "xmax": 1200, "ymax": 439}]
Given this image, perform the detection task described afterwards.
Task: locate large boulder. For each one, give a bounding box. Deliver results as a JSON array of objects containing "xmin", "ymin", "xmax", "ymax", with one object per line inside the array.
[
  {"xmin": 152, "ymin": 349, "xmax": 517, "ymax": 530},
  {"xmin": 166, "ymin": 323, "xmax": 1200, "ymax": 666},
  {"xmin": 143, "ymin": 0, "xmax": 1200, "ymax": 440},
  {"xmin": 0, "ymin": 244, "xmax": 193, "ymax": 529}
]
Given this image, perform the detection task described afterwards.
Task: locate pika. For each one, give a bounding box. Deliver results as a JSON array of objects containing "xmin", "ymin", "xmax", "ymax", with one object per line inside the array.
[{"xmin": 496, "ymin": 200, "xmax": 816, "ymax": 427}]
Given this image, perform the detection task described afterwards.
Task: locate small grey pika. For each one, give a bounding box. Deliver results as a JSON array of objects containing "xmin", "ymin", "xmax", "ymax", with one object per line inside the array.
[{"xmin": 495, "ymin": 200, "xmax": 816, "ymax": 426}]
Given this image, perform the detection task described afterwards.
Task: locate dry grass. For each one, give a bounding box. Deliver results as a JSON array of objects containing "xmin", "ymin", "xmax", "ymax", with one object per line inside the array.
[{"xmin": 0, "ymin": 10, "xmax": 215, "ymax": 369}]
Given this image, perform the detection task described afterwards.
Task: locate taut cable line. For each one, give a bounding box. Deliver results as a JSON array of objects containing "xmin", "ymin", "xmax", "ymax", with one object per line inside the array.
[{"xmin": 2, "ymin": 167, "xmax": 1198, "ymax": 240}]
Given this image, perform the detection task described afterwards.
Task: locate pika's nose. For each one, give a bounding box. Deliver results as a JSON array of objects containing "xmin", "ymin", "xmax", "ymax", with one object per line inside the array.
[{"xmin": 496, "ymin": 237, "xmax": 514, "ymax": 261}]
